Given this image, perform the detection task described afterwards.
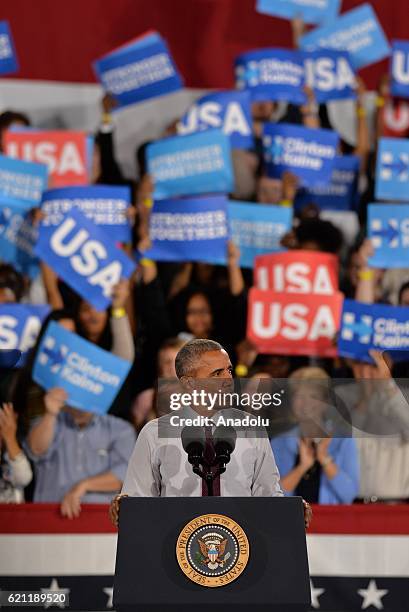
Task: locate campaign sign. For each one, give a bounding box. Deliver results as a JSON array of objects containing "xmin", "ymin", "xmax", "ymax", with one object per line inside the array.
[
  {"xmin": 375, "ymin": 137, "xmax": 409, "ymax": 201},
  {"xmin": 227, "ymin": 201, "xmax": 292, "ymax": 268},
  {"xmin": 235, "ymin": 48, "xmax": 306, "ymax": 104},
  {"xmin": 178, "ymin": 90, "xmax": 254, "ymax": 150},
  {"xmin": 303, "ymin": 50, "xmax": 356, "ymax": 103},
  {"xmin": 254, "ymin": 250, "xmax": 339, "ymax": 294},
  {"xmin": 0, "ymin": 154, "xmax": 48, "ymax": 208},
  {"xmin": 0, "ymin": 205, "xmax": 39, "ymax": 278},
  {"xmin": 381, "ymin": 99, "xmax": 409, "ymax": 139},
  {"xmin": 93, "ymin": 30, "xmax": 183, "ymax": 108},
  {"xmin": 33, "ymin": 321, "xmax": 132, "ymax": 414},
  {"xmin": 4, "ymin": 130, "xmax": 91, "ymax": 188},
  {"xmin": 391, "ymin": 41, "xmax": 409, "ymax": 100},
  {"xmin": 41, "ymin": 186, "xmax": 132, "ymax": 243},
  {"xmin": 295, "ymin": 155, "xmax": 360, "ymax": 211},
  {"xmin": 256, "ymin": 0, "xmax": 340, "ymax": 25},
  {"xmin": 247, "ymin": 288, "xmax": 342, "ymax": 357},
  {"xmin": 143, "ymin": 195, "xmax": 229, "ymax": 264},
  {"xmin": 0, "ymin": 304, "xmax": 50, "ymax": 367},
  {"xmin": 147, "ymin": 129, "xmax": 234, "ymax": 199},
  {"xmin": 300, "ymin": 4, "xmax": 391, "ymax": 71},
  {"xmin": 0, "ymin": 21, "xmax": 18, "ymax": 75},
  {"xmin": 338, "ymin": 299, "xmax": 409, "ymax": 361},
  {"xmin": 35, "ymin": 208, "xmax": 136, "ymax": 311},
  {"xmin": 262, "ymin": 123, "xmax": 338, "ymax": 187},
  {"xmin": 368, "ymin": 204, "xmax": 409, "ymax": 268}
]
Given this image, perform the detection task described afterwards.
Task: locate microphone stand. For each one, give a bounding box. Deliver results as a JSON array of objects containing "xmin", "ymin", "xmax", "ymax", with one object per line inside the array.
[{"xmin": 191, "ymin": 460, "xmax": 228, "ymax": 497}]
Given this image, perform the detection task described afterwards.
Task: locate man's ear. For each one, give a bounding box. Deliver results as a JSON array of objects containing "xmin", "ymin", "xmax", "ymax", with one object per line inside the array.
[{"xmin": 180, "ymin": 375, "xmax": 194, "ymax": 390}]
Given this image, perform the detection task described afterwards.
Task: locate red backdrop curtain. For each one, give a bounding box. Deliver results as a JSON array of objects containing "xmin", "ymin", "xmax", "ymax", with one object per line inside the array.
[{"xmin": 2, "ymin": 0, "xmax": 407, "ymax": 89}]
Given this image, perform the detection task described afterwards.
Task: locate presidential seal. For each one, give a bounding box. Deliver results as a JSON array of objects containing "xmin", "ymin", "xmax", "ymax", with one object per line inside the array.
[{"xmin": 176, "ymin": 513, "xmax": 250, "ymax": 587}]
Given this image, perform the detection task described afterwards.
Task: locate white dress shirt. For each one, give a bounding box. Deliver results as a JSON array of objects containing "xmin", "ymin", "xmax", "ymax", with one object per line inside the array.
[{"xmin": 122, "ymin": 409, "xmax": 283, "ymax": 497}]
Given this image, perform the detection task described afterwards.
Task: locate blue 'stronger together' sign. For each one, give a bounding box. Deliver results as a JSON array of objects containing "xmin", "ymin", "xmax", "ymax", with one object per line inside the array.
[
  {"xmin": 295, "ymin": 155, "xmax": 360, "ymax": 211},
  {"xmin": 143, "ymin": 195, "xmax": 229, "ymax": 264},
  {"xmin": 0, "ymin": 21, "xmax": 18, "ymax": 75},
  {"xmin": 0, "ymin": 205, "xmax": 39, "ymax": 278},
  {"xmin": 0, "ymin": 304, "xmax": 50, "ymax": 367},
  {"xmin": 299, "ymin": 4, "xmax": 391, "ymax": 71},
  {"xmin": 93, "ymin": 31, "xmax": 183, "ymax": 108},
  {"xmin": 338, "ymin": 299, "xmax": 409, "ymax": 361},
  {"xmin": 178, "ymin": 90, "xmax": 254, "ymax": 150},
  {"xmin": 256, "ymin": 0, "xmax": 340, "ymax": 25},
  {"xmin": 33, "ymin": 321, "xmax": 132, "ymax": 414},
  {"xmin": 235, "ymin": 48, "xmax": 306, "ymax": 104},
  {"xmin": 0, "ymin": 154, "xmax": 48, "ymax": 208},
  {"xmin": 368, "ymin": 204, "xmax": 409, "ymax": 269},
  {"xmin": 34, "ymin": 208, "xmax": 136, "ymax": 311},
  {"xmin": 147, "ymin": 129, "xmax": 234, "ymax": 200},
  {"xmin": 390, "ymin": 40, "xmax": 409, "ymax": 99},
  {"xmin": 41, "ymin": 185, "xmax": 132, "ymax": 243},
  {"xmin": 226, "ymin": 201, "xmax": 292, "ymax": 268},
  {"xmin": 375, "ymin": 137, "xmax": 409, "ymax": 202},
  {"xmin": 262, "ymin": 123, "xmax": 339, "ymax": 187}
]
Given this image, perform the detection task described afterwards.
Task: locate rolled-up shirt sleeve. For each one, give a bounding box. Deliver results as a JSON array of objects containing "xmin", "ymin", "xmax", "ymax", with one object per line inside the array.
[
  {"xmin": 24, "ymin": 416, "xmax": 63, "ymax": 463},
  {"xmin": 252, "ymin": 436, "xmax": 284, "ymax": 497}
]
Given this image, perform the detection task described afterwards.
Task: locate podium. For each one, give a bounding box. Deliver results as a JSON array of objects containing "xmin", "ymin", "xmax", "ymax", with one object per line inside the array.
[{"xmin": 114, "ymin": 496, "xmax": 310, "ymax": 611}]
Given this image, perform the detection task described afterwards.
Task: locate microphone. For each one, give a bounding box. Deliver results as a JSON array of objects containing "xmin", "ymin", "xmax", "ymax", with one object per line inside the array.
[
  {"xmin": 213, "ymin": 425, "xmax": 237, "ymax": 470},
  {"xmin": 181, "ymin": 426, "xmax": 205, "ymax": 469}
]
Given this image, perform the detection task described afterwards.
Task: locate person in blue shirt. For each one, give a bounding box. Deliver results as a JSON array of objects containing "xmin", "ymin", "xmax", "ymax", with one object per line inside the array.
[
  {"xmin": 271, "ymin": 367, "xmax": 359, "ymax": 505},
  {"xmin": 26, "ymin": 387, "xmax": 136, "ymax": 518}
]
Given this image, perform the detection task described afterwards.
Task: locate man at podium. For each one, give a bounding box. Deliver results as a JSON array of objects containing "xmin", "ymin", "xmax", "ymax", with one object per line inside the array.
[{"xmin": 110, "ymin": 339, "xmax": 311, "ymax": 526}]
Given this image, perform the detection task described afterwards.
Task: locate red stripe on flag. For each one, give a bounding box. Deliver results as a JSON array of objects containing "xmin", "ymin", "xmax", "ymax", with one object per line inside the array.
[
  {"xmin": 307, "ymin": 504, "xmax": 409, "ymax": 535},
  {"xmin": 1, "ymin": 504, "xmax": 409, "ymax": 535},
  {"xmin": 0, "ymin": 503, "xmax": 116, "ymax": 534}
]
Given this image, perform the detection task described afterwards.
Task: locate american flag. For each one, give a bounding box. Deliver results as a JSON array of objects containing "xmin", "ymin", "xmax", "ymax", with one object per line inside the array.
[{"xmin": 1, "ymin": 504, "xmax": 408, "ymax": 610}]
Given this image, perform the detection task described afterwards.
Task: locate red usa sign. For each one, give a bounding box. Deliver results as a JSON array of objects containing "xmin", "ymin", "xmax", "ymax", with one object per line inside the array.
[
  {"xmin": 247, "ymin": 288, "xmax": 343, "ymax": 357},
  {"xmin": 254, "ymin": 250, "xmax": 339, "ymax": 295},
  {"xmin": 4, "ymin": 130, "xmax": 90, "ymax": 188},
  {"xmin": 381, "ymin": 100, "xmax": 409, "ymax": 138}
]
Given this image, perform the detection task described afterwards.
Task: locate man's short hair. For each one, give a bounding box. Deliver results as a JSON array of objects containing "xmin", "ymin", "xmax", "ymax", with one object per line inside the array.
[{"xmin": 175, "ymin": 338, "xmax": 223, "ymax": 379}]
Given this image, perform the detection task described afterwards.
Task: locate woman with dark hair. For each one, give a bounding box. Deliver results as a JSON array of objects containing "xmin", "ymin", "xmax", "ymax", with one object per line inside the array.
[
  {"xmin": 0, "ymin": 264, "xmax": 25, "ymax": 303},
  {"xmin": 0, "ymin": 401, "xmax": 33, "ymax": 503},
  {"xmin": 0, "ymin": 110, "xmax": 30, "ymax": 151},
  {"xmin": 136, "ymin": 241, "xmax": 247, "ymax": 389},
  {"xmin": 170, "ymin": 286, "xmax": 214, "ymax": 340},
  {"xmin": 73, "ymin": 281, "xmax": 134, "ymax": 359}
]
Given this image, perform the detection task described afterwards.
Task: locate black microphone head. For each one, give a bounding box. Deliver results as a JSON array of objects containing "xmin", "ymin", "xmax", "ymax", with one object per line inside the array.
[
  {"xmin": 214, "ymin": 425, "xmax": 237, "ymax": 454},
  {"xmin": 181, "ymin": 426, "xmax": 206, "ymax": 455}
]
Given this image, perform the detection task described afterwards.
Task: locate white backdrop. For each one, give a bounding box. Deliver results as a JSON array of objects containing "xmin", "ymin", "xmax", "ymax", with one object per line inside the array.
[
  {"xmin": 0, "ymin": 79, "xmax": 377, "ymax": 182},
  {"xmin": 0, "ymin": 80, "xmax": 205, "ymax": 179}
]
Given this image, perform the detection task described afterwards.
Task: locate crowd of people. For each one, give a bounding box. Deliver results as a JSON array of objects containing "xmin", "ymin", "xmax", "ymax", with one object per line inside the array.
[{"xmin": 1, "ymin": 17, "xmax": 409, "ymax": 516}]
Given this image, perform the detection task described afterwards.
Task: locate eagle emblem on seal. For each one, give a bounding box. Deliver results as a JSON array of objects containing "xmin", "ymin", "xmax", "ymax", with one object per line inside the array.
[{"xmin": 198, "ymin": 532, "xmax": 230, "ymax": 570}]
